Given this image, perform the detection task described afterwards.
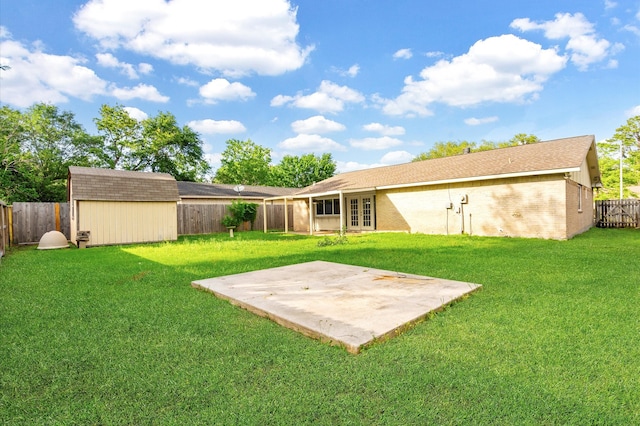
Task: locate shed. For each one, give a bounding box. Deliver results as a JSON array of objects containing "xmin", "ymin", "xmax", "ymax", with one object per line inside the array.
[{"xmin": 68, "ymin": 167, "xmax": 179, "ymax": 247}]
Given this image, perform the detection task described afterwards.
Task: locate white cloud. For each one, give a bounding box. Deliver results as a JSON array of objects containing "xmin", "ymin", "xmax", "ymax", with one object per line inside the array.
[
  {"xmin": 278, "ymin": 134, "xmax": 346, "ymax": 152},
  {"xmin": 332, "ymin": 64, "xmax": 360, "ymax": 77},
  {"xmin": 464, "ymin": 116, "xmax": 499, "ymax": 126},
  {"xmin": 187, "ymin": 119, "xmax": 247, "ymax": 134},
  {"xmin": 271, "ymin": 80, "xmax": 364, "ymax": 113},
  {"xmin": 362, "ymin": 122, "xmax": 405, "ymax": 136},
  {"xmin": 138, "ymin": 63, "xmax": 153, "ymax": 75},
  {"xmin": 604, "ymin": 0, "xmax": 617, "ymax": 10},
  {"xmin": 346, "ymin": 64, "xmax": 360, "ymax": 77},
  {"xmin": 199, "ymin": 78, "xmax": 256, "ymax": 104},
  {"xmin": 425, "ymin": 51, "xmax": 444, "ymax": 58},
  {"xmin": 73, "ymin": 0, "xmax": 313, "ymax": 77},
  {"xmin": 110, "ymin": 83, "xmax": 169, "ymax": 102},
  {"xmin": 393, "ymin": 48, "xmax": 413, "ymax": 59},
  {"xmin": 380, "ymin": 150, "xmax": 414, "ymax": 164},
  {"xmin": 124, "ymin": 107, "xmax": 148, "ymax": 121},
  {"xmin": 0, "ymin": 38, "xmax": 108, "ymax": 107},
  {"xmin": 349, "ymin": 136, "xmax": 403, "ymax": 150},
  {"xmin": 511, "ymin": 13, "xmax": 619, "ymax": 71},
  {"xmin": 336, "ymin": 160, "xmax": 382, "ymax": 173},
  {"xmin": 176, "ymin": 77, "xmax": 199, "ymax": 87},
  {"xmin": 0, "ymin": 34, "xmax": 167, "ymax": 107},
  {"xmin": 96, "ymin": 53, "xmax": 152, "ymax": 79},
  {"xmin": 377, "ymin": 34, "xmax": 566, "ymax": 117},
  {"xmin": 623, "ymin": 24, "xmax": 640, "ymax": 36},
  {"xmin": 291, "ymin": 115, "xmax": 345, "ymax": 134},
  {"xmin": 625, "ymin": 105, "xmax": 640, "ymax": 117}
]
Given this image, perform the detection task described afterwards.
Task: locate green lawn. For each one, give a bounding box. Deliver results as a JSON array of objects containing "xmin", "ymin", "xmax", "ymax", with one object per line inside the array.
[{"xmin": 1, "ymin": 228, "xmax": 639, "ymax": 424}]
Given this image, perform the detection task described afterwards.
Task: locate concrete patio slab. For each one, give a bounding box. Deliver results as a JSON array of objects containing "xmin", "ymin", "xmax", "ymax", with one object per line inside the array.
[{"xmin": 192, "ymin": 261, "xmax": 481, "ymax": 353}]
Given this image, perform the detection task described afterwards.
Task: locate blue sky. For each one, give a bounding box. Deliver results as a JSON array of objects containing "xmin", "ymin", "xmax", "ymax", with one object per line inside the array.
[{"xmin": 1, "ymin": 0, "xmax": 639, "ymax": 175}]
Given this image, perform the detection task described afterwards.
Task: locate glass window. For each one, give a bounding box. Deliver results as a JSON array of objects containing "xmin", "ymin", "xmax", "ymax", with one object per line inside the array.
[
  {"xmin": 324, "ymin": 199, "xmax": 333, "ymax": 215},
  {"xmin": 316, "ymin": 198, "xmax": 340, "ymax": 215}
]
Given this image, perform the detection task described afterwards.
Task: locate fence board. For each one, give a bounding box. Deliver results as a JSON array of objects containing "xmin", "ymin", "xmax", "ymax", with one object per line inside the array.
[
  {"xmin": 177, "ymin": 203, "xmax": 294, "ymax": 235},
  {"xmin": 595, "ymin": 199, "xmax": 640, "ymax": 228},
  {"xmin": 11, "ymin": 202, "xmax": 70, "ymax": 244},
  {"xmin": 0, "ymin": 201, "xmax": 9, "ymax": 257}
]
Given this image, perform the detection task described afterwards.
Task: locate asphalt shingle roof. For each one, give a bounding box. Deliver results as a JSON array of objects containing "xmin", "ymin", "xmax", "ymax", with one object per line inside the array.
[
  {"xmin": 177, "ymin": 181, "xmax": 298, "ymax": 199},
  {"xmin": 294, "ymin": 135, "xmax": 597, "ymax": 196},
  {"xmin": 68, "ymin": 167, "xmax": 179, "ymax": 202}
]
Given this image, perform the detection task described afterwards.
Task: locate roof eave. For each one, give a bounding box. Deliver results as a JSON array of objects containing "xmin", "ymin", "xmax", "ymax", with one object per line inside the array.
[{"xmin": 376, "ymin": 168, "xmax": 581, "ymax": 190}]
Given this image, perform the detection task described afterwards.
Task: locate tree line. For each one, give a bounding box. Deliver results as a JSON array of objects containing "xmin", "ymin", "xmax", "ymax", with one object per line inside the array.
[
  {"xmin": 1, "ymin": 101, "xmax": 637, "ymax": 203},
  {"xmin": 0, "ymin": 103, "xmax": 337, "ymax": 203}
]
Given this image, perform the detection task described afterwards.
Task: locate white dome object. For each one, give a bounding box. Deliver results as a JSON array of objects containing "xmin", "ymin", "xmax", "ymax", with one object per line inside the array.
[{"xmin": 37, "ymin": 231, "xmax": 69, "ymax": 250}]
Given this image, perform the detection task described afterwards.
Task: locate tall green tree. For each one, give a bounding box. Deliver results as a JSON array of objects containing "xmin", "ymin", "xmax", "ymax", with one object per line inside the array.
[
  {"xmin": 21, "ymin": 104, "xmax": 96, "ymax": 201},
  {"xmin": 214, "ymin": 139, "xmax": 272, "ymax": 185},
  {"xmin": 93, "ymin": 104, "xmax": 210, "ymax": 181},
  {"xmin": 0, "ymin": 104, "xmax": 94, "ymax": 202},
  {"xmin": 270, "ymin": 153, "xmax": 336, "ymax": 188},
  {"xmin": 93, "ymin": 104, "xmax": 143, "ymax": 170},
  {"xmin": 0, "ymin": 106, "xmax": 38, "ymax": 202},
  {"xmin": 142, "ymin": 112, "xmax": 210, "ymax": 181},
  {"xmin": 596, "ymin": 115, "xmax": 640, "ymax": 199}
]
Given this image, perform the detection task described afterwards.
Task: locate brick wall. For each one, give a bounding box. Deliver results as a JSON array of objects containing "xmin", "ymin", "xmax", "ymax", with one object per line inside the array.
[
  {"xmin": 565, "ymin": 179, "xmax": 595, "ymax": 238},
  {"xmin": 377, "ymin": 174, "xmax": 587, "ymax": 239}
]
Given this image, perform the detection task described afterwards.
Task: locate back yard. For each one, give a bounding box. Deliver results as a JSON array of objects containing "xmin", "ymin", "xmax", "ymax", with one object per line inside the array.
[{"xmin": 1, "ymin": 229, "xmax": 639, "ymax": 424}]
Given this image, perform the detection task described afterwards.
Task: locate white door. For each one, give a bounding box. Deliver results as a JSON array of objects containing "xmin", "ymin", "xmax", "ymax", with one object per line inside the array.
[{"xmin": 347, "ymin": 196, "xmax": 374, "ymax": 231}]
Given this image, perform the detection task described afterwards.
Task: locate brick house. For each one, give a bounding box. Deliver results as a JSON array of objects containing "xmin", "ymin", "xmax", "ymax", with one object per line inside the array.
[
  {"xmin": 68, "ymin": 167, "xmax": 179, "ymax": 247},
  {"xmin": 267, "ymin": 135, "xmax": 602, "ymax": 240}
]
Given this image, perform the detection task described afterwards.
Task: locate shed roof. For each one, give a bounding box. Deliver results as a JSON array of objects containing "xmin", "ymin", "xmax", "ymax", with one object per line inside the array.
[
  {"xmin": 177, "ymin": 181, "xmax": 298, "ymax": 199},
  {"xmin": 293, "ymin": 135, "xmax": 600, "ymax": 197},
  {"xmin": 68, "ymin": 166, "xmax": 179, "ymax": 202}
]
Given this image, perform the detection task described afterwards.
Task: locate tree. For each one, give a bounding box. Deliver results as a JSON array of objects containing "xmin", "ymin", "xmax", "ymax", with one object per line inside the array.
[
  {"xmin": 0, "ymin": 106, "xmax": 38, "ymax": 202},
  {"xmin": 412, "ymin": 140, "xmax": 475, "ymax": 161},
  {"xmin": 93, "ymin": 104, "xmax": 210, "ymax": 181},
  {"xmin": 214, "ymin": 139, "xmax": 272, "ymax": 185},
  {"xmin": 412, "ymin": 134, "xmax": 540, "ymax": 161},
  {"xmin": 0, "ymin": 104, "xmax": 94, "ymax": 202},
  {"xmin": 21, "ymin": 104, "xmax": 96, "ymax": 201},
  {"xmin": 142, "ymin": 112, "xmax": 210, "ymax": 181},
  {"xmin": 596, "ymin": 115, "xmax": 640, "ymax": 199},
  {"xmin": 270, "ymin": 153, "xmax": 336, "ymax": 188},
  {"xmin": 93, "ymin": 104, "xmax": 143, "ymax": 170}
]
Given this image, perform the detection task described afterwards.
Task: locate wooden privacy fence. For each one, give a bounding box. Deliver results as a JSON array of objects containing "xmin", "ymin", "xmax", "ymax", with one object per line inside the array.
[
  {"xmin": 177, "ymin": 203, "xmax": 294, "ymax": 235},
  {"xmin": 8, "ymin": 201, "xmax": 294, "ymax": 245},
  {"xmin": 595, "ymin": 199, "xmax": 640, "ymax": 228},
  {"xmin": 11, "ymin": 202, "xmax": 71, "ymax": 244},
  {"xmin": 1, "ymin": 200, "xmax": 9, "ymax": 257}
]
